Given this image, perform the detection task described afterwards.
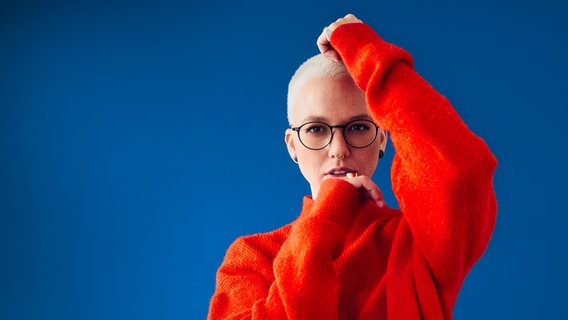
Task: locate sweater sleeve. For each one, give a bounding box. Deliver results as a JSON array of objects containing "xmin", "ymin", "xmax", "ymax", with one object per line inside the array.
[
  {"xmin": 330, "ymin": 23, "xmax": 498, "ymax": 290},
  {"xmin": 207, "ymin": 179, "xmax": 361, "ymax": 319}
]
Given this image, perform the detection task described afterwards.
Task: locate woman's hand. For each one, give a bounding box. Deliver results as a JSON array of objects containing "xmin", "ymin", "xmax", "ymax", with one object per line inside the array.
[
  {"xmin": 343, "ymin": 173, "xmax": 385, "ymax": 208},
  {"xmin": 317, "ymin": 13, "xmax": 363, "ymax": 62}
]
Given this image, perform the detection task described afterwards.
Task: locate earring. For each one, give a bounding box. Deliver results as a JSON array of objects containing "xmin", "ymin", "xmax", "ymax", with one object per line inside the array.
[
  {"xmin": 293, "ymin": 155, "xmax": 298, "ymax": 163},
  {"xmin": 379, "ymin": 150, "xmax": 384, "ymax": 159}
]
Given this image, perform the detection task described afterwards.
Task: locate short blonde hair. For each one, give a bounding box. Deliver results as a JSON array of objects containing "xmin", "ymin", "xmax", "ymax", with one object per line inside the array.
[{"xmin": 287, "ymin": 54, "xmax": 353, "ymax": 124}]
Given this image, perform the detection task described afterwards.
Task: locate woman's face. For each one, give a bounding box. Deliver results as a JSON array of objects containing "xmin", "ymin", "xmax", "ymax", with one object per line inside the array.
[{"xmin": 285, "ymin": 75, "xmax": 386, "ymax": 199}]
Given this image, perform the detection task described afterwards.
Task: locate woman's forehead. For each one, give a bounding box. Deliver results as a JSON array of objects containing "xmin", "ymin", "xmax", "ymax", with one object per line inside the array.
[
  {"xmin": 290, "ymin": 75, "xmax": 368, "ymax": 124},
  {"xmin": 295, "ymin": 95, "xmax": 369, "ymax": 124}
]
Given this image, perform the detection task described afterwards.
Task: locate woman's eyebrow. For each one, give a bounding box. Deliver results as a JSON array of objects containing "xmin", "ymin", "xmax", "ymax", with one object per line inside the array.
[
  {"xmin": 347, "ymin": 114, "xmax": 374, "ymax": 122},
  {"xmin": 301, "ymin": 116, "xmax": 329, "ymax": 122},
  {"xmin": 300, "ymin": 114, "xmax": 373, "ymax": 123}
]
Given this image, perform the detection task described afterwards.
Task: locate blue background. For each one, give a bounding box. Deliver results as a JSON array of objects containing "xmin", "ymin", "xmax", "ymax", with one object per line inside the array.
[{"xmin": 1, "ymin": 0, "xmax": 567, "ymax": 319}]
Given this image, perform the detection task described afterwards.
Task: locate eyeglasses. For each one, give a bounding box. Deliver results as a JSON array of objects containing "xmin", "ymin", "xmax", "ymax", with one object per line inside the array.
[{"xmin": 290, "ymin": 119, "xmax": 379, "ymax": 150}]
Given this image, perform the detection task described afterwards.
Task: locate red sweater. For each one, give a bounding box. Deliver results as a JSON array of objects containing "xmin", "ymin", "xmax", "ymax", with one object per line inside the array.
[{"xmin": 208, "ymin": 23, "xmax": 497, "ymax": 320}]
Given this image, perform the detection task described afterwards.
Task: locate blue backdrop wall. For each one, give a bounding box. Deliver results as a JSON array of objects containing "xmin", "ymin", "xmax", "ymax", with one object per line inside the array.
[{"xmin": 1, "ymin": 0, "xmax": 567, "ymax": 319}]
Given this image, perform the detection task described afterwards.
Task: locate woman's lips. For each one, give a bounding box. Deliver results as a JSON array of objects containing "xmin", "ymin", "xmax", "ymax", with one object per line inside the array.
[{"xmin": 324, "ymin": 167, "xmax": 358, "ymax": 178}]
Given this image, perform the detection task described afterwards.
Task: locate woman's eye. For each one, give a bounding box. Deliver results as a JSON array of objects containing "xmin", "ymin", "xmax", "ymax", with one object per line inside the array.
[
  {"xmin": 349, "ymin": 123, "xmax": 370, "ymax": 131},
  {"xmin": 302, "ymin": 123, "xmax": 329, "ymax": 135},
  {"xmin": 306, "ymin": 125, "xmax": 326, "ymax": 134}
]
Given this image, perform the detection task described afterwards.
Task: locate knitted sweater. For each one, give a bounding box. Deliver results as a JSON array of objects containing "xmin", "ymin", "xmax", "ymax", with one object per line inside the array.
[{"xmin": 207, "ymin": 23, "xmax": 497, "ymax": 320}]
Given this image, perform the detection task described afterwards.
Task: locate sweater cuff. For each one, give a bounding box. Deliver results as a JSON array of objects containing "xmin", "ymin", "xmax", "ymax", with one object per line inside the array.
[
  {"xmin": 310, "ymin": 179, "xmax": 360, "ymax": 231},
  {"xmin": 330, "ymin": 23, "xmax": 414, "ymax": 91}
]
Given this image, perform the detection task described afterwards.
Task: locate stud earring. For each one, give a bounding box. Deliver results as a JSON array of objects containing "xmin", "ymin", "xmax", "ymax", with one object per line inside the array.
[
  {"xmin": 293, "ymin": 155, "xmax": 298, "ymax": 163},
  {"xmin": 379, "ymin": 150, "xmax": 384, "ymax": 159}
]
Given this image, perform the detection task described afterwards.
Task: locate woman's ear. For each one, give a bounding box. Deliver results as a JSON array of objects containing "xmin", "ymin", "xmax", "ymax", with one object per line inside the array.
[
  {"xmin": 378, "ymin": 128, "xmax": 388, "ymax": 152},
  {"xmin": 285, "ymin": 129, "xmax": 298, "ymax": 162}
]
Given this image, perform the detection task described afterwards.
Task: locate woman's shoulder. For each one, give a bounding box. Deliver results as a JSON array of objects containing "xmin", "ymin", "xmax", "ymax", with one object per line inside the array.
[{"xmin": 227, "ymin": 223, "xmax": 293, "ymax": 258}]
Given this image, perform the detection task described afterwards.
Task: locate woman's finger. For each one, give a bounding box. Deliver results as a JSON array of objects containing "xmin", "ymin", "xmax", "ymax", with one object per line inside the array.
[
  {"xmin": 317, "ymin": 14, "xmax": 363, "ymax": 61},
  {"xmin": 316, "ymin": 27, "xmax": 340, "ymax": 61},
  {"xmin": 344, "ymin": 174, "xmax": 385, "ymax": 208}
]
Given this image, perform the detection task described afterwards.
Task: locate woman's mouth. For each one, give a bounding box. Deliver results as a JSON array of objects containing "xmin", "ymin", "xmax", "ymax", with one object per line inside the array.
[{"xmin": 325, "ymin": 167, "xmax": 358, "ymax": 178}]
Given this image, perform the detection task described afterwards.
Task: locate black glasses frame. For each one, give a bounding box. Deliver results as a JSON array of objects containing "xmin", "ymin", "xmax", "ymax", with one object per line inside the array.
[{"xmin": 290, "ymin": 119, "xmax": 379, "ymax": 150}]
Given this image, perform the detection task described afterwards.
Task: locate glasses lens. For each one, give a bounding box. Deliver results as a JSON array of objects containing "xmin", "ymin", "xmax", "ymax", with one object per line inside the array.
[
  {"xmin": 298, "ymin": 122, "xmax": 331, "ymax": 149},
  {"xmin": 344, "ymin": 120, "xmax": 378, "ymax": 148}
]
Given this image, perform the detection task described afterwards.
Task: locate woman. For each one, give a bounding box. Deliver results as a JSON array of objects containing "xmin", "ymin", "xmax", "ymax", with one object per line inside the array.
[{"xmin": 208, "ymin": 14, "xmax": 497, "ymax": 319}]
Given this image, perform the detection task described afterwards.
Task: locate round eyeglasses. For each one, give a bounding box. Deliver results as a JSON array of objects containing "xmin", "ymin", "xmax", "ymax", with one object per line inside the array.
[{"xmin": 290, "ymin": 119, "xmax": 379, "ymax": 150}]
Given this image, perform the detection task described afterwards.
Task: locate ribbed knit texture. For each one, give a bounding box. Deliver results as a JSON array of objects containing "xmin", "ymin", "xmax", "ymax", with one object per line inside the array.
[{"xmin": 207, "ymin": 23, "xmax": 497, "ymax": 320}]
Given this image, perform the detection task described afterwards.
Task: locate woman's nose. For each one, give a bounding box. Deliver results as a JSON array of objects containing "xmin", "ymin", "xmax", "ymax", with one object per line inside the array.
[{"xmin": 328, "ymin": 129, "xmax": 351, "ymax": 159}]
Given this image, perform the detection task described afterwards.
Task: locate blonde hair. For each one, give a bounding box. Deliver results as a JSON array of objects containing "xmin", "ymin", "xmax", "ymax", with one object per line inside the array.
[{"xmin": 287, "ymin": 54, "xmax": 353, "ymax": 124}]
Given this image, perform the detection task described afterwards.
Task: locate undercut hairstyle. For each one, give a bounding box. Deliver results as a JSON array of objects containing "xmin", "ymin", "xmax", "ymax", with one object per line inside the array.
[{"xmin": 287, "ymin": 54, "xmax": 353, "ymax": 125}]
